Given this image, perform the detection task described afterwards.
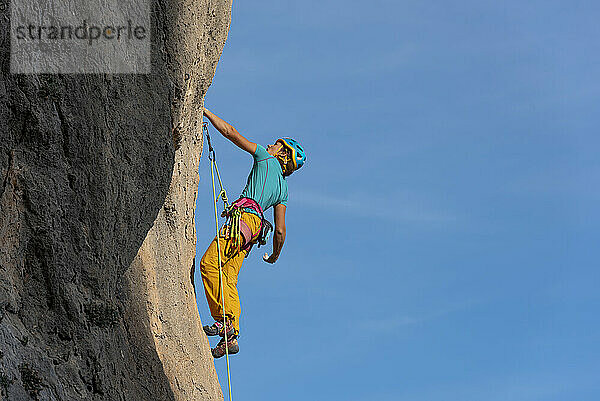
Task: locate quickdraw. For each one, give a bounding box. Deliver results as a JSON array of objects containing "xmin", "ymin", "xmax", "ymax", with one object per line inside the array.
[{"xmin": 221, "ymin": 205, "xmax": 244, "ymax": 257}]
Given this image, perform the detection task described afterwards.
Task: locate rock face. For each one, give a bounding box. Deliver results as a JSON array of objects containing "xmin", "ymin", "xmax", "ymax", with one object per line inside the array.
[{"xmin": 0, "ymin": 1, "xmax": 232, "ymax": 400}]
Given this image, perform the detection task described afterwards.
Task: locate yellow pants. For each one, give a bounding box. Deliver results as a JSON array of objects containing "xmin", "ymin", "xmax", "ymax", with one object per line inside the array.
[{"xmin": 200, "ymin": 212, "xmax": 262, "ymax": 335}]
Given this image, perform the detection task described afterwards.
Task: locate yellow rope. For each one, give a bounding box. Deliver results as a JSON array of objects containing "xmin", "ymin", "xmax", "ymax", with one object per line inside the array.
[{"xmin": 210, "ymin": 155, "xmax": 233, "ymax": 401}]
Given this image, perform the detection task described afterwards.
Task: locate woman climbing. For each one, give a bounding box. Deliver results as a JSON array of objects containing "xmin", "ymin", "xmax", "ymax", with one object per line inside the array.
[{"xmin": 200, "ymin": 108, "xmax": 306, "ymax": 358}]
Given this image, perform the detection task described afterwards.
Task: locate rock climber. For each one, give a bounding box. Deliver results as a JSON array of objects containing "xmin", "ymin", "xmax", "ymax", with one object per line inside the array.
[{"xmin": 200, "ymin": 108, "xmax": 306, "ymax": 358}]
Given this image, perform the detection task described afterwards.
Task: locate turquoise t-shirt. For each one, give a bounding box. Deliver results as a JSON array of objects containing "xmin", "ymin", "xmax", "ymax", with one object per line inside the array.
[{"xmin": 240, "ymin": 144, "xmax": 288, "ymax": 212}]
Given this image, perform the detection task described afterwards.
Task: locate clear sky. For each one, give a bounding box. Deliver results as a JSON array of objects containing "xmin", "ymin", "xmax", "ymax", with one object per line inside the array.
[{"xmin": 194, "ymin": 1, "xmax": 599, "ymax": 400}]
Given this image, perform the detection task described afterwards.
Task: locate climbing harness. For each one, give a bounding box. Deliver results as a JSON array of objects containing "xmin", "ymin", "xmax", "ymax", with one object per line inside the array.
[
  {"xmin": 224, "ymin": 197, "xmax": 273, "ymax": 255},
  {"xmin": 204, "ymin": 121, "xmax": 234, "ymax": 401}
]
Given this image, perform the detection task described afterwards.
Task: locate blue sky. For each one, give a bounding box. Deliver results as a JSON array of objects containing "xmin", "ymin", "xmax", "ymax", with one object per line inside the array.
[{"xmin": 194, "ymin": 1, "xmax": 600, "ymax": 400}]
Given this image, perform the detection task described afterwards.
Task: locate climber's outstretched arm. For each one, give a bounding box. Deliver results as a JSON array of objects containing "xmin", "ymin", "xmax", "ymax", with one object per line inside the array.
[
  {"xmin": 263, "ymin": 203, "xmax": 286, "ymax": 264},
  {"xmin": 203, "ymin": 108, "xmax": 257, "ymax": 154}
]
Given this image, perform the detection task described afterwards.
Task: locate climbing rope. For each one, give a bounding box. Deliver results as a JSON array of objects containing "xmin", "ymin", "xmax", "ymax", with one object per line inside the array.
[{"xmin": 204, "ymin": 121, "xmax": 234, "ymax": 401}]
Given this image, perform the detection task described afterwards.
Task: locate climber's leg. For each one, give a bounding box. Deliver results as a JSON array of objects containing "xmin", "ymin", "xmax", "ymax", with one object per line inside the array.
[
  {"xmin": 200, "ymin": 235, "xmax": 224, "ymax": 320},
  {"xmin": 223, "ymin": 213, "xmax": 262, "ymax": 334},
  {"xmin": 225, "ymin": 212, "xmax": 260, "ymax": 335},
  {"xmin": 222, "ymin": 252, "xmax": 244, "ymax": 334},
  {"xmin": 200, "ymin": 235, "xmax": 245, "ymax": 333},
  {"xmin": 200, "ymin": 212, "xmax": 262, "ymax": 336}
]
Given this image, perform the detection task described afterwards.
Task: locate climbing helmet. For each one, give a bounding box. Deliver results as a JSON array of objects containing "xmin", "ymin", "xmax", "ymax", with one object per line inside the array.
[{"xmin": 278, "ymin": 138, "xmax": 306, "ymax": 171}]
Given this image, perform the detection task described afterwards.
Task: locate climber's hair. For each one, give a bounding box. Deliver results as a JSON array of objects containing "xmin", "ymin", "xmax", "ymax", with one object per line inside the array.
[{"xmin": 276, "ymin": 142, "xmax": 294, "ymax": 177}]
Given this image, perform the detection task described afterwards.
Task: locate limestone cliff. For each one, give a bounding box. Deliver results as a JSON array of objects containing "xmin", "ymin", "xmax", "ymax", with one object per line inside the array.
[{"xmin": 0, "ymin": 1, "xmax": 231, "ymax": 400}]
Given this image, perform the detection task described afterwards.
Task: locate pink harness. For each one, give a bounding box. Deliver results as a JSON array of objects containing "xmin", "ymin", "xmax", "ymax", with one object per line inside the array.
[{"xmin": 231, "ymin": 197, "xmax": 264, "ymax": 252}]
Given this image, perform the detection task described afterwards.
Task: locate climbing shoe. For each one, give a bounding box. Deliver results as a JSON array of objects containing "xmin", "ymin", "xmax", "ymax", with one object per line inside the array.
[
  {"xmin": 203, "ymin": 321, "xmax": 235, "ymax": 338},
  {"xmin": 212, "ymin": 336, "xmax": 239, "ymax": 359}
]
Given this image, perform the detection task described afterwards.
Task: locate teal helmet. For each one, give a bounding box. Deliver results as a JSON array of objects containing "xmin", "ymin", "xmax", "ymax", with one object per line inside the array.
[{"xmin": 279, "ymin": 138, "xmax": 306, "ymax": 171}]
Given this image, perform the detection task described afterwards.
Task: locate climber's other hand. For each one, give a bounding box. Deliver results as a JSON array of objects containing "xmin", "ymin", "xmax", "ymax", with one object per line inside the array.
[{"xmin": 263, "ymin": 253, "xmax": 278, "ymax": 264}]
